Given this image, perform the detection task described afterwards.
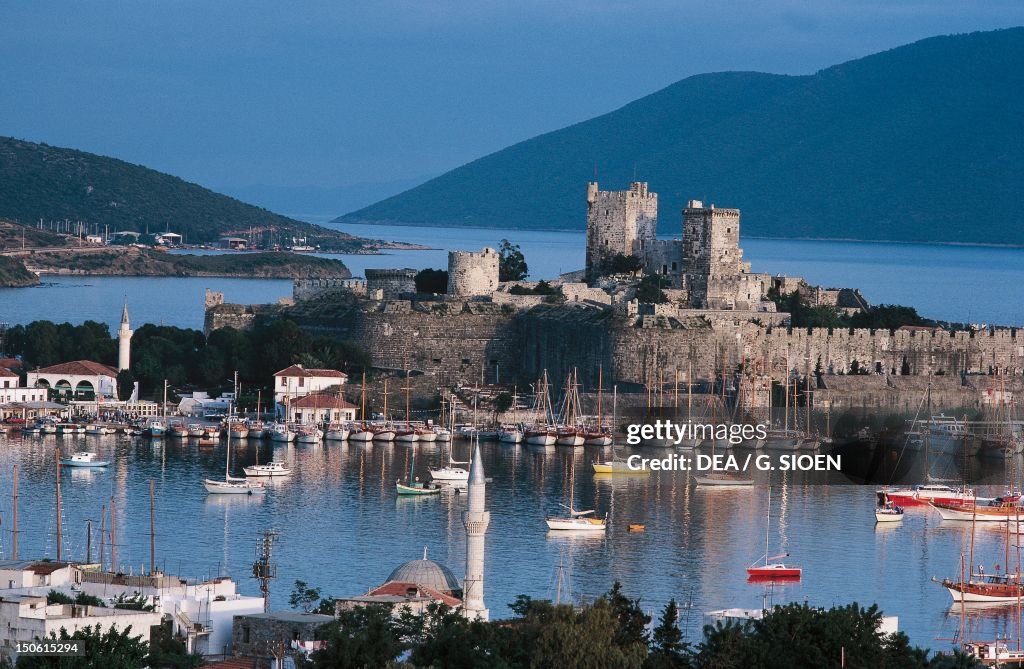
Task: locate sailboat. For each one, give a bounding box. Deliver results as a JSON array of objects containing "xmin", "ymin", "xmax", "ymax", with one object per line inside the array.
[
  {"xmin": 546, "ymin": 451, "xmax": 607, "ymax": 532},
  {"xmin": 746, "ymin": 487, "xmax": 800, "ymax": 579},
  {"xmin": 696, "ymin": 366, "xmax": 754, "ymax": 486},
  {"xmin": 556, "ymin": 370, "xmax": 585, "ymax": 447},
  {"xmin": 349, "ymin": 372, "xmax": 375, "ymax": 442},
  {"xmin": 395, "ymin": 370, "xmax": 419, "ymax": 443},
  {"xmin": 324, "ymin": 393, "xmax": 350, "ymax": 441},
  {"xmin": 396, "ymin": 443, "xmax": 442, "ymax": 495},
  {"xmin": 429, "ymin": 434, "xmax": 472, "ymax": 482},
  {"xmin": 499, "ymin": 387, "xmax": 524, "ymax": 444},
  {"xmin": 205, "ymin": 401, "xmax": 267, "ymax": 494},
  {"xmin": 373, "ymin": 379, "xmax": 397, "ymax": 442},
  {"xmin": 433, "ymin": 395, "xmax": 454, "ymax": 442},
  {"xmin": 582, "ymin": 367, "xmax": 613, "ymax": 446},
  {"xmin": 525, "ymin": 371, "xmax": 557, "ymax": 446},
  {"xmin": 675, "ymin": 363, "xmax": 702, "ymax": 449}
]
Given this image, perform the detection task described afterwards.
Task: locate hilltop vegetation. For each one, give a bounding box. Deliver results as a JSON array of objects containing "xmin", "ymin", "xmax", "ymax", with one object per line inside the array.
[
  {"xmin": 0, "ymin": 137, "xmax": 372, "ymax": 250},
  {"xmin": 0, "ymin": 255, "xmax": 39, "ymax": 286},
  {"xmin": 20, "ymin": 246, "xmax": 351, "ymax": 279},
  {"xmin": 338, "ymin": 28, "xmax": 1024, "ymax": 245}
]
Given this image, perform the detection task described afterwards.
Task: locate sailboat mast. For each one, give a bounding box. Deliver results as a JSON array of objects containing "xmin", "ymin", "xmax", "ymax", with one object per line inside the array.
[
  {"xmin": 687, "ymin": 360, "xmax": 692, "ymax": 423},
  {"xmin": 784, "ymin": 360, "xmax": 790, "ymax": 432},
  {"xmin": 226, "ymin": 400, "xmax": 232, "ymax": 480},
  {"xmin": 55, "ymin": 447, "xmax": 62, "ymax": 562},
  {"xmin": 149, "ymin": 479, "xmax": 156, "ymax": 574},
  {"xmin": 764, "ymin": 487, "xmax": 771, "ymax": 566},
  {"xmin": 596, "ymin": 367, "xmax": 602, "ymax": 430},
  {"xmin": 12, "ymin": 463, "xmax": 18, "ymax": 560}
]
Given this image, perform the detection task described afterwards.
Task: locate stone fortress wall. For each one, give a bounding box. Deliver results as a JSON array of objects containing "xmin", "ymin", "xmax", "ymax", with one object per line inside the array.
[
  {"xmin": 293, "ymin": 277, "xmax": 367, "ymax": 301},
  {"xmin": 585, "ymin": 181, "xmax": 658, "ymax": 281},
  {"xmin": 448, "ymin": 247, "xmax": 499, "ymax": 297},
  {"xmin": 365, "ymin": 268, "xmax": 417, "ymax": 299}
]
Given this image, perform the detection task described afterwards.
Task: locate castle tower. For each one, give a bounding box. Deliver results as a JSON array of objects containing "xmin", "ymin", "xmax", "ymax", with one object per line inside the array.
[
  {"xmin": 117, "ymin": 303, "xmax": 133, "ymax": 372},
  {"xmin": 462, "ymin": 442, "xmax": 489, "ymax": 621},
  {"xmin": 585, "ymin": 182, "xmax": 658, "ymax": 282},
  {"xmin": 448, "ymin": 247, "xmax": 500, "ymax": 297},
  {"xmin": 683, "ymin": 200, "xmax": 748, "ymax": 308}
]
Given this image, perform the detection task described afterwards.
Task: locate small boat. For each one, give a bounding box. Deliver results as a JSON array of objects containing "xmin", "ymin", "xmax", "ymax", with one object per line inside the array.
[
  {"xmin": 582, "ymin": 429, "xmax": 613, "ymax": 447},
  {"xmin": 942, "ymin": 570, "xmax": 1024, "ymax": 603},
  {"xmin": 168, "ymin": 423, "xmax": 188, "ymax": 439},
  {"xmin": 434, "ymin": 427, "xmax": 453, "ymax": 442},
  {"xmin": 243, "ymin": 461, "xmax": 291, "ymax": 477},
  {"xmin": 875, "ymin": 491, "xmax": 904, "ymax": 523},
  {"xmin": 429, "ymin": 438, "xmax": 471, "ymax": 482},
  {"xmin": 498, "ymin": 425, "xmax": 523, "ymax": 444},
  {"xmin": 59, "ymin": 452, "xmax": 110, "ymax": 468},
  {"xmin": 763, "ymin": 429, "xmax": 802, "ymax": 451},
  {"xmin": 416, "ymin": 427, "xmax": 437, "ymax": 443},
  {"xmin": 324, "ymin": 423, "xmax": 349, "ymax": 441},
  {"xmin": 228, "ymin": 422, "xmax": 249, "ymax": 440},
  {"xmin": 187, "ymin": 424, "xmax": 205, "ymax": 438},
  {"xmin": 394, "ymin": 427, "xmax": 419, "ymax": 443},
  {"xmin": 268, "ymin": 423, "xmax": 296, "ymax": 443},
  {"xmin": 247, "ymin": 421, "xmax": 266, "ymax": 440},
  {"xmin": 202, "ymin": 425, "xmax": 220, "ymax": 439},
  {"xmin": 84, "ymin": 424, "xmax": 109, "ymax": 436},
  {"xmin": 40, "ymin": 422, "xmax": 58, "ymax": 434},
  {"xmin": 372, "ymin": 425, "xmax": 397, "ymax": 442},
  {"xmin": 555, "ymin": 427, "xmax": 585, "ymax": 447},
  {"xmin": 56, "ymin": 423, "xmax": 80, "ymax": 434},
  {"xmin": 628, "ymin": 524, "xmax": 646, "ymax": 532},
  {"xmin": 21, "ymin": 424, "xmax": 41, "ymax": 435},
  {"xmin": 204, "ymin": 477, "xmax": 267, "ymax": 494},
  {"xmin": 695, "ymin": 474, "xmax": 754, "ymax": 486},
  {"xmin": 746, "ymin": 486, "xmax": 801, "ymax": 580},
  {"xmin": 144, "ymin": 420, "xmax": 166, "ymax": 438},
  {"xmin": 525, "ymin": 427, "xmax": 557, "ymax": 446},
  {"xmin": 963, "ymin": 641, "xmax": 1024, "ymax": 666},
  {"xmin": 546, "ymin": 510, "xmax": 608, "ymax": 532},
  {"xmin": 295, "ymin": 426, "xmax": 323, "ymax": 444},
  {"xmin": 348, "ymin": 423, "xmax": 375, "ymax": 442},
  {"xmin": 396, "ymin": 479, "xmax": 443, "ymax": 495},
  {"xmin": 593, "ymin": 459, "xmax": 650, "ymax": 475}
]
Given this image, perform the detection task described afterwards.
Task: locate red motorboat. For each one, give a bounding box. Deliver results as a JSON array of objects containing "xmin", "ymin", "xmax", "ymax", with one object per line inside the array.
[{"xmin": 883, "ymin": 484, "xmax": 977, "ymax": 507}]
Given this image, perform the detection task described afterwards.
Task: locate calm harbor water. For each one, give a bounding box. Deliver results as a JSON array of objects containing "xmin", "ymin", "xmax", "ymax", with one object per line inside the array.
[
  {"xmin": 1, "ymin": 225, "xmax": 1023, "ymax": 330},
  {"xmin": 0, "ymin": 431, "xmax": 1017, "ymax": 650}
]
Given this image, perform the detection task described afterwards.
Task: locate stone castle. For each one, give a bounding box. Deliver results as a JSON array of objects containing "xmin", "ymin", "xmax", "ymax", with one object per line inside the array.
[{"xmin": 205, "ymin": 182, "xmax": 1023, "ymax": 409}]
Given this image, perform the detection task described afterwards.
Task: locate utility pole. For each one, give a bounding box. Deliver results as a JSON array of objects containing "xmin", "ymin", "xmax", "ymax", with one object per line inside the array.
[
  {"xmin": 150, "ymin": 480, "xmax": 157, "ymax": 574},
  {"xmin": 252, "ymin": 530, "xmax": 279, "ymax": 613}
]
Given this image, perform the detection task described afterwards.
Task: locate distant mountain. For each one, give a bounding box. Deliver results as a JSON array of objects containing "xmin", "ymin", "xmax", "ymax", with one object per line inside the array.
[
  {"xmin": 337, "ymin": 28, "xmax": 1024, "ymax": 245},
  {"xmin": 0, "ymin": 137, "xmax": 368, "ymax": 249},
  {"xmin": 220, "ymin": 176, "xmax": 432, "ymax": 222}
]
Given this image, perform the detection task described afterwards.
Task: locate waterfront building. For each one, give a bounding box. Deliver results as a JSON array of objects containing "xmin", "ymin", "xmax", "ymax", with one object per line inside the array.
[
  {"xmin": 26, "ymin": 360, "xmax": 118, "ymax": 402},
  {"xmin": 273, "ymin": 364, "xmax": 348, "ymax": 416},
  {"xmin": 0, "ymin": 561, "xmax": 78, "ymax": 590},
  {"xmin": 284, "ymin": 392, "xmax": 357, "ymax": 424},
  {"xmin": 0, "ymin": 369, "xmax": 49, "ymax": 405},
  {"xmin": 336, "ymin": 549, "xmax": 464, "ymax": 616}
]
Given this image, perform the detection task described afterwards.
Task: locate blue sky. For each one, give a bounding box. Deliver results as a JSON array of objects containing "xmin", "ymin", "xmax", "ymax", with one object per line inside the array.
[{"xmin": 2, "ymin": 1, "xmax": 1021, "ymax": 198}]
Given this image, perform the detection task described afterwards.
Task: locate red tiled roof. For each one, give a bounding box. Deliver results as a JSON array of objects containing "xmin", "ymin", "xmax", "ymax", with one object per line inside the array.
[
  {"xmin": 274, "ymin": 364, "xmax": 347, "ymax": 378},
  {"xmin": 290, "ymin": 393, "xmax": 357, "ymax": 409},
  {"xmin": 34, "ymin": 360, "xmax": 118, "ymax": 377},
  {"xmin": 368, "ymin": 581, "xmax": 462, "ymax": 607},
  {"xmin": 0, "ymin": 368, "xmax": 18, "ymax": 378},
  {"xmin": 0, "ymin": 359, "xmax": 21, "ymax": 371}
]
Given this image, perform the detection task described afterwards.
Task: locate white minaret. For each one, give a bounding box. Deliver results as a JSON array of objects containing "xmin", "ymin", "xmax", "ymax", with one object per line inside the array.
[
  {"xmin": 117, "ymin": 303, "xmax": 133, "ymax": 371},
  {"xmin": 462, "ymin": 442, "xmax": 489, "ymax": 620}
]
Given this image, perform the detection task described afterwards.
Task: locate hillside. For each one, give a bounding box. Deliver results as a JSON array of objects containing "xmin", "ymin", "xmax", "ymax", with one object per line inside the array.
[
  {"xmin": 0, "ymin": 137, "xmax": 375, "ymax": 251},
  {"xmin": 19, "ymin": 247, "xmax": 351, "ymax": 279},
  {"xmin": 337, "ymin": 28, "xmax": 1024, "ymax": 245}
]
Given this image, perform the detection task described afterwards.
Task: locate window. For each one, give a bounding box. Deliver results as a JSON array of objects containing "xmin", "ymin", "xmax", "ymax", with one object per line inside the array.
[
  {"xmin": 298, "ymin": 377, "xmax": 304, "ymax": 387},
  {"xmin": 280, "ymin": 377, "xmax": 286, "ymax": 387},
  {"xmin": 671, "ymin": 262, "xmax": 677, "ymax": 272},
  {"xmin": 242, "ymin": 625, "xmax": 250, "ymax": 643}
]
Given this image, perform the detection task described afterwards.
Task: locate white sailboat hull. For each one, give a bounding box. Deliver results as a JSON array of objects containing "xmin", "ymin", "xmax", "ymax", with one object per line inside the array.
[
  {"xmin": 546, "ymin": 517, "xmax": 607, "ymax": 532},
  {"xmin": 695, "ymin": 475, "xmax": 754, "ymax": 486},
  {"xmin": 429, "ymin": 467, "xmax": 469, "ymax": 482},
  {"xmin": 325, "ymin": 430, "xmax": 349, "ymax": 441},
  {"xmin": 349, "ymin": 430, "xmax": 374, "ymax": 442},
  {"xmin": 526, "ymin": 433, "xmax": 556, "ymax": 446},
  {"xmin": 204, "ymin": 479, "xmax": 266, "ymax": 494}
]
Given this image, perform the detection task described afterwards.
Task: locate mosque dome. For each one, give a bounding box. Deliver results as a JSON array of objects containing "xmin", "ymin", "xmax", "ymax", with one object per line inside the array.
[{"xmin": 386, "ymin": 551, "xmax": 462, "ymax": 596}]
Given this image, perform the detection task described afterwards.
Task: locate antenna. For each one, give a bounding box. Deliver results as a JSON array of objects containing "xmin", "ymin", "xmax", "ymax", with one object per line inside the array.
[{"xmin": 252, "ymin": 530, "xmax": 280, "ymax": 613}]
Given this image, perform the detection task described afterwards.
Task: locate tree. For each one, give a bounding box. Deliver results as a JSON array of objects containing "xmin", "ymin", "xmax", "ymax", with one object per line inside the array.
[
  {"xmin": 310, "ymin": 605, "xmax": 405, "ymax": 669},
  {"xmin": 493, "ymin": 392, "xmax": 513, "ymax": 414},
  {"xmin": 415, "ymin": 268, "xmax": 449, "ymax": 294},
  {"xmin": 645, "ymin": 599, "xmax": 690, "ymax": 669},
  {"xmin": 116, "ymin": 369, "xmax": 135, "ymax": 401},
  {"xmin": 289, "ymin": 580, "xmax": 322, "ymax": 613},
  {"xmin": 17, "ymin": 624, "xmax": 149, "ymax": 669},
  {"xmin": 635, "ymin": 275, "xmax": 668, "ymax": 304},
  {"xmin": 498, "ymin": 239, "xmax": 528, "ymax": 281},
  {"xmin": 607, "ymin": 253, "xmax": 644, "ymax": 275}
]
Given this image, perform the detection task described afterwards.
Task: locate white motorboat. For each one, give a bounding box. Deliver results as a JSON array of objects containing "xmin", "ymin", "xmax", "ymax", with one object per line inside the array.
[
  {"xmin": 243, "ymin": 461, "xmax": 291, "ymax": 477},
  {"xmin": 187, "ymin": 424, "xmax": 205, "ymax": 438},
  {"xmin": 875, "ymin": 505, "xmax": 905, "ymax": 523},
  {"xmin": 84, "ymin": 424, "xmax": 109, "ymax": 436},
  {"xmin": 59, "ymin": 451, "xmax": 110, "ymax": 468},
  {"xmin": 429, "ymin": 438, "xmax": 471, "ymax": 482}
]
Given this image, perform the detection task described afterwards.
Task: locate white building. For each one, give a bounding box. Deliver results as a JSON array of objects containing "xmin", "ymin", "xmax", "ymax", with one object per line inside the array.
[
  {"xmin": 0, "ymin": 594, "xmax": 163, "ymax": 650},
  {"xmin": 0, "ymin": 369, "xmax": 48, "ymax": 404},
  {"xmin": 0, "ymin": 561, "xmax": 78, "ymax": 590},
  {"xmin": 27, "ymin": 361, "xmax": 119, "ymax": 401},
  {"xmin": 285, "ymin": 393, "xmax": 358, "ymax": 424},
  {"xmin": 273, "ymin": 365, "xmax": 348, "ymax": 414}
]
